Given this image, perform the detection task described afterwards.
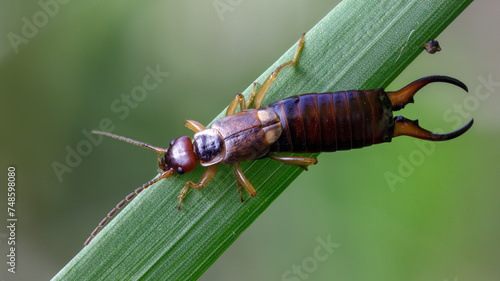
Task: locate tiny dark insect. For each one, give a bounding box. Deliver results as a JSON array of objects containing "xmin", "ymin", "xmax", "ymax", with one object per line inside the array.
[
  {"xmin": 425, "ymin": 40, "xmax": 442, "ymax": 54},
  {"xmin": 84, "ymin": 33, "xmax": 473, "ymax": 246}
]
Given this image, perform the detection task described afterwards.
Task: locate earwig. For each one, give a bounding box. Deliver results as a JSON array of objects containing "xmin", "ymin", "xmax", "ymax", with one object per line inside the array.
[{"xmin": 84, "ymin": 33, "xmax": 473, "ymax": 246}]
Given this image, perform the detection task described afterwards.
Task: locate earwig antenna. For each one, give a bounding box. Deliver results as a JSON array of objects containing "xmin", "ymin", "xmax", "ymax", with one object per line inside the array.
[
  {"xmin": 84, "ymin": 131, "xmax": 173, "ymax": 246},
  {"xmin": 92, "ymin": 130, "xmax": 166, "ymax": 153},
  {"xmin": 84, "ymin": 170, "xmax": 174, "ymax": 246}
]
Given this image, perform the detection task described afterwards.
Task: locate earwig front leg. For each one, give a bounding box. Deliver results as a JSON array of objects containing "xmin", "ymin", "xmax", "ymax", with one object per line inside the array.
[
  {"xmin": 253, "ymin": 33, "xmax": 305, "ymax": 109},
  {"xmin": 268, "ymin": 153, "xmax": 318, "ymax": 171},
  {"xmin": 234, "ymin": 162, "xmax": 257, "ymax": 201},
  {"xmin": 185, "ymin": 120, "xmax": 206, "ymax": 133},
  {"xmin": 157, "ymin": 153, "xmax": 163, "ymax": 172},
  {"xmin": 177, "ymin": 165, "xmax": 218, "ymax": 210}
]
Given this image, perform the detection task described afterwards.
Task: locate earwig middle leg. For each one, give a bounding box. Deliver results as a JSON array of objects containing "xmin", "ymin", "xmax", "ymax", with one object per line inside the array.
[
  {"xmin": 253, "ymin": 33, "xmax": 305, "ymax": 109},
  {"xmin": 226, "ymin": 83, "xmax": 259, "ymax": 116},
  {"xmin": 177, "ymin": 165, "xmax": 218, "ymax": 210},
  {"xmin": 227, "ymin": 94, "xmax": 246, "ymax": 116},
  {"xmin": 236, "ymin": 185, "xmax": 244, "ymax": 202},
  {"xmin": 268, "ymin": 153, "xmax": 318, "ymax": 171},
  {"xmin": 234, "ymin": 162, "xmax": 257, "ymax": 199}
]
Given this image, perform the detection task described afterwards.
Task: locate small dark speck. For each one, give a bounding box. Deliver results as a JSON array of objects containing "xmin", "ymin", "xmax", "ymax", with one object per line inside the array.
[{"xmin": 425, "ymin": 40, "xmax": 442, "ymax": 54}]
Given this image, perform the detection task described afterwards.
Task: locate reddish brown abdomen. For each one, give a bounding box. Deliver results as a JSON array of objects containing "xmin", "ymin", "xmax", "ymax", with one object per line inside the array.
[{"xmin": 264, "ymin": 90, "xmax": 394, "ymax": 153}]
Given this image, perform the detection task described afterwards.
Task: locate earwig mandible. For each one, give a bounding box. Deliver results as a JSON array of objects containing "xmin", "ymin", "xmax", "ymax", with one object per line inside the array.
[{"xmin": 84, "ymin": 33, "xmax": 473, "ymax": 246}]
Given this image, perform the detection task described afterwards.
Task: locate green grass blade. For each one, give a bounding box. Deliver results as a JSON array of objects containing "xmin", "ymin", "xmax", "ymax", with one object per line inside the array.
[{"xmin": 52, "ymin": 0, "xmax": 473, "ymax": 280}]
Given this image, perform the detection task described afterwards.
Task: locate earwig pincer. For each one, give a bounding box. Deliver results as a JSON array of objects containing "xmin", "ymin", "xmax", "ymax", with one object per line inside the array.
[{"xmin": 84, "ymin": 33, "xmax": 473, "ymax": 245}]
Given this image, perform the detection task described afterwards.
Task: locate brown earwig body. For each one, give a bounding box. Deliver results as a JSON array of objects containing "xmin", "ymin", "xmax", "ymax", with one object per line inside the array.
[
  {"xmin": 264, "ymin": 75, "xmax": 472, "ymax": 153},
  {"xmin": 84, "ymin": 33, "xmax": 473, "ymax": 246}
]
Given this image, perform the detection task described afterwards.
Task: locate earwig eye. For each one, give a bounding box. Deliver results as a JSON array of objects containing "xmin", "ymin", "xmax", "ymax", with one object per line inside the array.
[{"xmin": 177, "ymin": 167, "xmax": 184, "ymax": 175}]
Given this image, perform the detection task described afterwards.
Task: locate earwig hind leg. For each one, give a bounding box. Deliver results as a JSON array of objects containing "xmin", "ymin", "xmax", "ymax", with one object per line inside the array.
[
  {"xmin": 185, "ymin": 120, "xmax": 206, "ymax": 133},
  {"xmin": 268, "ymin": 153, "xmax": 318, "ymax": 171},
  {"xmin": 253, "ymin": 33, "xmax": 305, "ymax": 109},
  {"xmin": 234, "ymin": 163, "xmax": 257, "ymax": 201},
  {"xmin": 177, "ymin": 165, "xmax": 218, "ymax": 210}
]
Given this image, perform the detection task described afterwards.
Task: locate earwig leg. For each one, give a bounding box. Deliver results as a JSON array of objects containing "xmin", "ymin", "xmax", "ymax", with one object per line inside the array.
[
  {"xmin": 246, "ymin": 83, "xmax": 258, "ymax": 108},
  {"xmin": 157, "ymin": 153, "xmax": 163, "ymax": 172},
  {"xmin": 228, "ymin": 31, "xmax": 305, "ymax": 113},
  {"xmin": 185, "ymin": 120, "xmax": 206, "ymax": 133},
  {"xmin": 253, "ymin": 33, "xmax": 305, "ymax": 109},
  {"xmin": 237, "ymin": 185, "xmax": 244, "ymax": 202},
  {"xmin": 226, "ymin": 82, "xmax": 259, "ymax": 116},
  {"xmin": 227, "ymin": 94, "xmax": 246, "ymax": 116},
  {"xmin": 267, "ymin": 153, "xmax": 318, "ymax": 171},
  {"xmin": 234, "ymin": 162, "xmax": 257, "ymax": 198},
  {"xmin": 177, "ymin": 165, "xmax": 218, "ymax": 210}
]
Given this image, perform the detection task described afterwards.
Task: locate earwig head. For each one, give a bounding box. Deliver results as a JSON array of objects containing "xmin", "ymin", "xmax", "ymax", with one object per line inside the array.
[
  {"xmin": 85, "ymin": 131, "xmax": 198, "ymax": 246},
  {"xmin": 91, "ymin": 131, "xmax": 199, "ymax": 175},
  {"xmin": 160, "ymin": 136, "xmax": 198, "ymax": 175}
]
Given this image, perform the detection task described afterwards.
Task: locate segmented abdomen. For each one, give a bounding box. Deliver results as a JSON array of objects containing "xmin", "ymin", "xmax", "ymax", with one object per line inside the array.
[{"xmin": 263, "ymin": 90, "xmax": 394, "ymax": 153}]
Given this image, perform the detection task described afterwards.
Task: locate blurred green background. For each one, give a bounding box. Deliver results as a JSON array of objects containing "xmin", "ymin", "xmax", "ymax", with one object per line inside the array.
[{"xmin": 1, "ymin": 0, "xmax": 499, "ymax": 280}]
